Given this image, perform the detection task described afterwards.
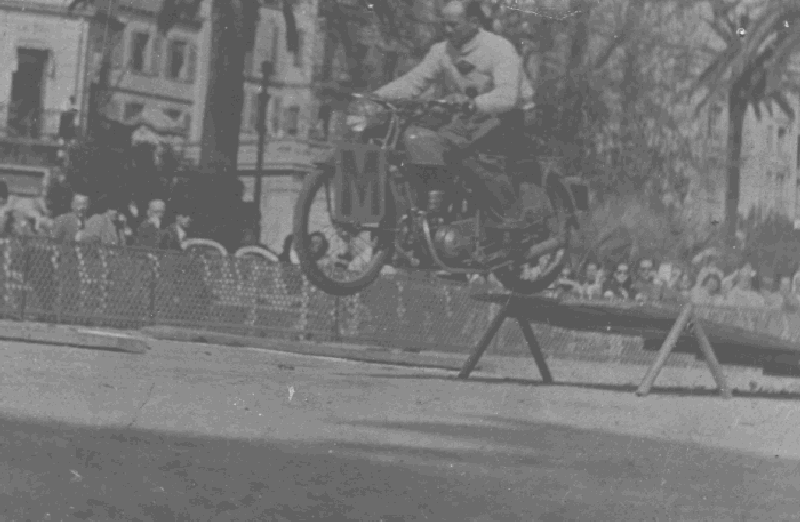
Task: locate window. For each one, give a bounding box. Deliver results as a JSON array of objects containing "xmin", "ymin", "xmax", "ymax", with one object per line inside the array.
[
  {"xmin": 247, "ymin": 92, "xmax": 260, "ymax": 130},
  {"xmin": 311, "ymin": 105, "xmax": 332, "ymax": 140},
  {"xmin": 778, "ymin": 126, "xmax": 787, "ymax": 155},
  {"xmin": 271, "ymin": 96, "xmax": 282, "ymax": 136},
  {"xmin": 707, "ymin": 103, "xmax": 723, "ymax": 142},
  {"xmin": 271, "ymin": 26, "xmax": 281, "ymax": 67},
  {"xmin": 285, "ymin": 106, "xmax": 300, "ymax": 136},
  {"xmin": 130, "ymin": 32, "xmax": 150, "ymax": 72},
  {"xmin": 167, "ymin": 40, "xmax": 188, "ymax": 79},
  {"xmin": 164, "ymin": 108, "xmax": 183, "ymax": 122},
  {"xmin": 293, "ymin": 31, "xmax": 304, "ymax": 68},
  {"xmin": 124, "ymin": 102, "xmax": 144, "ymax": 120}
]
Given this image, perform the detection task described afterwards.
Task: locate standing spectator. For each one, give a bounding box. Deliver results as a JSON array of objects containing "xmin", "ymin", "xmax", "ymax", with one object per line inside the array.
[
  {"xmin": 135, "ymin": 199, "xmax": 166, "ymax": 248},
  {"xmin": 158, "ymin": 204, "xmax": 192, "ymax": 251},
  {"xmin": 82, "ymin": 196, "xmax": 125, "ymax": 246},
  {"xmin": 51, "ymin": 193, "xmax": 89, "ymax": 244}
]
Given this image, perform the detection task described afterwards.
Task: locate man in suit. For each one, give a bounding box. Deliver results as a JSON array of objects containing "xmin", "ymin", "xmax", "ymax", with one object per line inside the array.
[
  {"xmin": 81, "ymin": 195, "xmax": 125, "ymax": 246},
  {"xmin": 51, "ymin": 193, "xmax": 89, "ymax": 244},
  {"xmin": 158, "ymin": 202, "xmax": 192, "ymax": 251},
  {"xmin": 135, "ymin": 199, "xmax": 166, "ymax": 248}
]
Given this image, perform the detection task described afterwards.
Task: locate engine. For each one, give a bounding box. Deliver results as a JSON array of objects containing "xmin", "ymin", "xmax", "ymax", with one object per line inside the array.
[{"xmin": 432, "ymin": 219, "xmax": 477, "ymax": 261}]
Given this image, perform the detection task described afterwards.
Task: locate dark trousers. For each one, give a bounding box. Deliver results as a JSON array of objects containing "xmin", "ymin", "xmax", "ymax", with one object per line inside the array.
[{"xmin": 403, "ymin": 110, "xmax": 523, "ymax": 217}]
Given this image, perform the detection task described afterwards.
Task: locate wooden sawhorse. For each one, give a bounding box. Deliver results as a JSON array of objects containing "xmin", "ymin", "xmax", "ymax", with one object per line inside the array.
[
  {"xmin": 636, "ymin": 301, "xmax": 732, "ymax": 398},
  {"xmin": 458, "ymin": 294, "xmax": 553, "ymax": 383},
  {"xmin": 458, "ymin": 295, "xmax": 731, "ymax": 399}
]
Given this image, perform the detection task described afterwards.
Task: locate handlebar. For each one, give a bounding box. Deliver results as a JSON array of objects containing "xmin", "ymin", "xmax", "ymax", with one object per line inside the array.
[{"xmin": 350, "ymin": 92, "xmax": 472, "ymax": 115}]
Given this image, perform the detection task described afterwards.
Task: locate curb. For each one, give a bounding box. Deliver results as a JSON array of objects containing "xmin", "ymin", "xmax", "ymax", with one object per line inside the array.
[
  {"xmin": 0, "ymin": 320, "xmax": 149, "ymax": 354},
  {"xmin": 141, "ymin": 325, "xmax": 481, "ymax": 372}
]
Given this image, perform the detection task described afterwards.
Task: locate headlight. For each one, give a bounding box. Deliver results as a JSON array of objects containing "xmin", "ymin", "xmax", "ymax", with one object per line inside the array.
[{"xmin": 346, "ymin": 115, "xmax": 367, "ymax": 133}]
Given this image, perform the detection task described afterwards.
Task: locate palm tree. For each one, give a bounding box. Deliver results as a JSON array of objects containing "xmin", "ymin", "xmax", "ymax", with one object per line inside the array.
[{"xmin": 689, "ymin": 0, "xmax": 800, "ymax": 242}]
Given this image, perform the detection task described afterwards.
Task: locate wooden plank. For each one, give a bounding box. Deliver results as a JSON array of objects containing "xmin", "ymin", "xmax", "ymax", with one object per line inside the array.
[{"xmin": 0, "ymin": 321, "xmax": 149, "ymax": 354}]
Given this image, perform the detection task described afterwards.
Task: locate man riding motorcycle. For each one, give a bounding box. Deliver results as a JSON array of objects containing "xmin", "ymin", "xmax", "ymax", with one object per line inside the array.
[{"xmin": 373, "ymin": 0, "xmax": 535, "ymax": 228}]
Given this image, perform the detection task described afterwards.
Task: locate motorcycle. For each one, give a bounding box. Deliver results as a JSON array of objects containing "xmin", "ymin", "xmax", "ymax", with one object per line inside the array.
[{"xmin": 292, "ymin": 92, "xmax": 588, "ymax": 296}]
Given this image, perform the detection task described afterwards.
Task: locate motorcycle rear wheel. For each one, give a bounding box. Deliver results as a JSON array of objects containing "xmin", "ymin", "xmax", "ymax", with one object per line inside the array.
[
  {"xmin": 493, "ymin": 179, "xmax": 575, "ymax": 294},
  {"xmin": 293, "ymin": 167, "xmax": 395, "ymax": 296}
]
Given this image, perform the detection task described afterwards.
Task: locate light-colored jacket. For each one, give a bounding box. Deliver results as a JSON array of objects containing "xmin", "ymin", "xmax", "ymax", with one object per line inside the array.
[
  {"xmin": 374, "ymin": 29, "xmax": 534, "ymax": 115},
  {"xmin": 82, "ymin": 212, "xmax": 122, "ymax": 246}
]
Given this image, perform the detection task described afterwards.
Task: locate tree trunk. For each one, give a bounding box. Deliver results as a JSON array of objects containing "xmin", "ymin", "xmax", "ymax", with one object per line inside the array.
[
  {"xmin": 199, "ymin": 0, "xmax": 248, "ymax": 172},
  {"xmin": 725, "ymin": 93, "xmax": 747, "ymax": 242}
]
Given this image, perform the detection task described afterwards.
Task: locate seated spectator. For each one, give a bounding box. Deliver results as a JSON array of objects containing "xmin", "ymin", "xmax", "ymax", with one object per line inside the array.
[
  {"xmin": 779, "ymin": 275, "xmax": 799, "ymax": 313},
  {"xmin": 523, "ymin": 252, "xmax": 551, "ymax": 282},
  {"xmin": 691, "ymin": 272, "xmax": 725, "ymax": 305},
  {"xmin": 677, "ymin": 272, "xmax": 693, "ymax": 299},
  {"xmin": 633, "ymin": 257, "xmax": 660, "ymax": 301},
  {"xmin": 722, "ymin": 261, "xmax": 754, "ymax": 294},
  {"xmin": 135, "ymin": 199, "xmax": 166, "ymax": 248},
  {"xmin": 635, "ymin": 257, "xmax": 657, "ymax": 284},
  {"xmin": 603, "ymin": 261, "xmax": 634, "ymax": 300},
  {"xmin": 585, "ymin": 264, "xmax": 607, "ymax": 299},
  {"xmin": 82, "ymin": 195, "xmax": 126, "ymax": 246},
  {"xmin": 725, "ymin": 266, "xmax": 765, "ymax": 308},
  {"xmin": 554, "ymin": 265, "xmax": 581, "ymax": 296},
  {"xmin": 760, "ymin": 274, "xmax": 784, "ymax": 309},
  {"xmin": 579, "ymin": 260, "xmax": 600, "ymax": 298},
  {"xmin": 51, "ymin": 193, "xmax": 89, "ymax": 244}
]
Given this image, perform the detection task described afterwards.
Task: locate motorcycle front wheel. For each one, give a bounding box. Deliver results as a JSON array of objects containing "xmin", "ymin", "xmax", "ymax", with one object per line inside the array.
[{"xmin": 293, "ymin": 167, "xmax": 395, "ymax": 296}]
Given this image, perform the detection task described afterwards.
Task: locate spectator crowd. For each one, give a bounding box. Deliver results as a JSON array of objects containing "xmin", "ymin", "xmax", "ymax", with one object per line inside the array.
[
  {"xmin": 0, "ymin": 181, "xmax": 194, "ymax": 252},
  {"xmin": 543, "ymin": 251, "xmax": 800, "ymax": 311}
]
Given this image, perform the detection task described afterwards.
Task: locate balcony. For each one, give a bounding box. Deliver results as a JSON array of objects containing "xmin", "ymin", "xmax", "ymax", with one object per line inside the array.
[
  {"xmin": 0, "ymin": 105, "xmax": 74, "ymax": 143},
  {"xmin": 0, "ymin": 106, "xmax": 73, "ymax": 166}
]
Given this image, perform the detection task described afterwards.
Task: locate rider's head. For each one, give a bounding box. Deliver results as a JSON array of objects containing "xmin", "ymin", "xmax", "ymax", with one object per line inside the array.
[{"xmin": 442, "ymin": 1, "xmax": 484, "ymax": 49}]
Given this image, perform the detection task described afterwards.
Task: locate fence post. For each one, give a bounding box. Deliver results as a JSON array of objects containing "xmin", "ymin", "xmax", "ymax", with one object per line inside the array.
[
  {"xmin": 148, "ymin": 253, "xmax": 157, "ymax": 325},
  {"xmin": 19, "ymin": 238, "xmax": 31, "ymax": 322},
  {"xmin": 332, "ymin": 295, "xmax": 342, "ymax": 342}
]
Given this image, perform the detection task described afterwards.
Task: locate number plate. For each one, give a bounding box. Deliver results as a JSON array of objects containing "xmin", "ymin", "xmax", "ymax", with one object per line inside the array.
[{"xmin": 333, "ymin": 143, "xmax": 388, "ymax": 224}]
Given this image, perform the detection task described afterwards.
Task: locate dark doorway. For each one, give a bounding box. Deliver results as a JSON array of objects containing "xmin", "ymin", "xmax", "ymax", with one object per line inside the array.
[{"xmin": 8, "ymin": 48, "xmax": 48, "ymax": 139}]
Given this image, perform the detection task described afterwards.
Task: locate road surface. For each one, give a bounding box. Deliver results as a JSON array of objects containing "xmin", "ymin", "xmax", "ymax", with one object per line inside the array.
[{"xmin": 1, "ymin": 337, "xmax": 800, "ymax": 521}]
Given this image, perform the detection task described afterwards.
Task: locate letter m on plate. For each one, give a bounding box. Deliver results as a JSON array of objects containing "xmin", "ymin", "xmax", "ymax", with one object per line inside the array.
[{"xmin": 333, "ymin": 144, "xmax": 387, "ymax": 224}]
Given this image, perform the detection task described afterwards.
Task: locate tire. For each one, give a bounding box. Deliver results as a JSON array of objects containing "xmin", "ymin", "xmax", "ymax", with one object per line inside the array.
[
  {"xmin": 293, "ymin": 167, "xmax": 395, "ymax": 296},
  {"xmin": 493, "ymin": 179, "xmax": 575, "ymax": 294}
]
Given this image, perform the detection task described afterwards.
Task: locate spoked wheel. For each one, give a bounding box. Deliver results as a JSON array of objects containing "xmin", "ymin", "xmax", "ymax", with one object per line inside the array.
[
  {"xmin": 293, "ymin": 167, "xmax": 395, "ymax": 296},
  {"xmin": 493, "ymin": 179, "xmax": 575, "ymax": 294}
]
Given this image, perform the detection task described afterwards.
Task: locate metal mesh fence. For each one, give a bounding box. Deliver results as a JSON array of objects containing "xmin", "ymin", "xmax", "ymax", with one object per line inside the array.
[{"xmin": 3, "ymin": 235, "xmax": 799, "ymax": 370}]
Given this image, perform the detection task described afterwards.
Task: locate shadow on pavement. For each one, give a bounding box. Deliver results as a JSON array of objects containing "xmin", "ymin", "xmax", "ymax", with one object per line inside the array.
[
  {"xmin": 1, "ymin": 403, "xmax": 800, "ymax": 521},
  {"xmin": 354, "ymin": 371, "xmax": 800, "ymax": 400}
]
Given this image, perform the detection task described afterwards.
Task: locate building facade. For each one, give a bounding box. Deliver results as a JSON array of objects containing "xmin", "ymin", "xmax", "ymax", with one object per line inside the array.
[
  {"xmin": 97, "ymin": 0, "xmax": 205, "ymax": 149},
  {"xmin": 236, "ymin": 0, "xmax": 321, "ymax": 251}
]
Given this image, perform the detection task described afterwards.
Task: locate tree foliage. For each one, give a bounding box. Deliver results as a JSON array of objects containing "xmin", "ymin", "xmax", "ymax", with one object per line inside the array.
[{"xmin": 689, "ymin": 0, "xmax": 800, "ymax": 240}]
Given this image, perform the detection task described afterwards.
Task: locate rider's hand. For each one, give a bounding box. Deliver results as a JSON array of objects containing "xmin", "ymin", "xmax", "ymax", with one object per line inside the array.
[
  {"xmin": 462, "ymin": 99, "xmax": 477, "ymax": 116},
  {"xmin": 444, "ymin": 92, "xmax": 469, "ymax": 103}
]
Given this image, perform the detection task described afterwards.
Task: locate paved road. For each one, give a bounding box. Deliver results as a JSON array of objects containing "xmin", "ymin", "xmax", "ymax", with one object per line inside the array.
[{"xmin": 2, "ymin": 338, "xmax": 800, "ymax": 521}]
